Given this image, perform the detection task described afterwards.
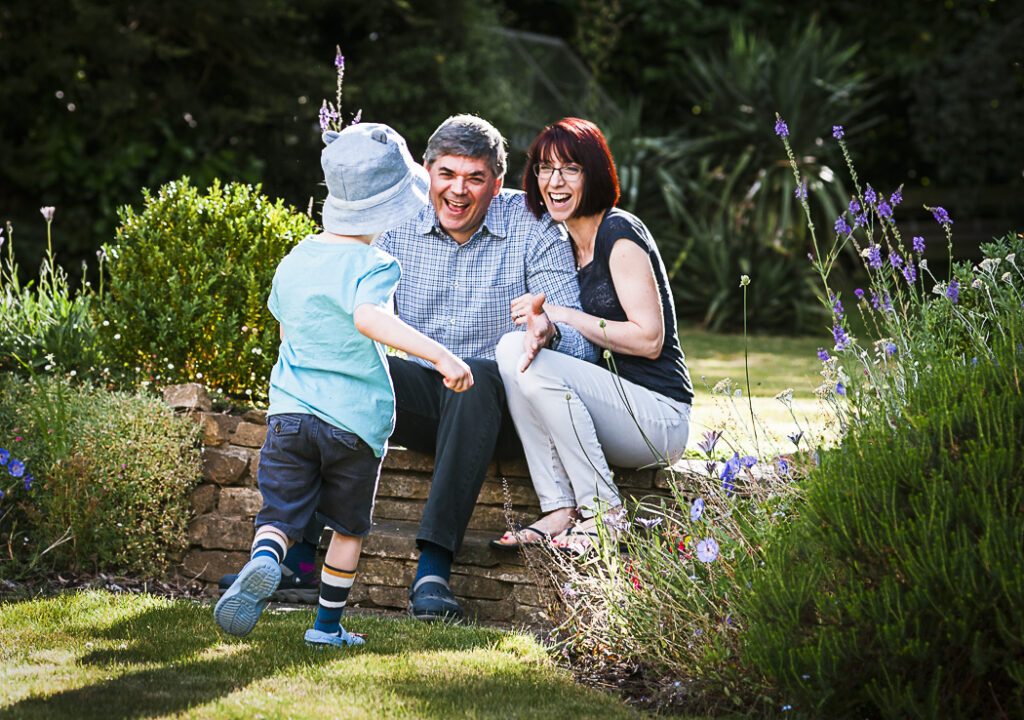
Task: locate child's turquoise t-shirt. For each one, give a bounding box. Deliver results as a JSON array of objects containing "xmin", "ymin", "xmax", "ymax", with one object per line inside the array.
[{"xmin": 267, "ymin": 236, "xmax": 401, "ymax": 457}]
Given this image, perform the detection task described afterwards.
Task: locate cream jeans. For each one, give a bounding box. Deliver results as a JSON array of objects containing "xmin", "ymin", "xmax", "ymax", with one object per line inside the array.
[{"xmin": 495, "ymin": 332, "xmax": 691, "ymax": 517}]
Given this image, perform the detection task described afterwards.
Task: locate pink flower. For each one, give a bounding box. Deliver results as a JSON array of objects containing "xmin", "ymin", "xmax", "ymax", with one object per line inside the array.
[{"xmin": 40, "ymin": 206, "xmax": 55, "ymax": 221}]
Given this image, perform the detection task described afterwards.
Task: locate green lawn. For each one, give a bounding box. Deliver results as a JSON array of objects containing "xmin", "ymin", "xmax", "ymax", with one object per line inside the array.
[
  {"xmin": 0, "ymin": 591, "xmax": 667, "ymax": 720},
  {"xmin": 680, "ymin": 326, "xmax": 833, "ymax": 446}
]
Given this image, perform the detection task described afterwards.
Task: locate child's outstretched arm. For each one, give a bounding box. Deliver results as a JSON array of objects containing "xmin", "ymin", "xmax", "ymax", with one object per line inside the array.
[{"xmin": 353, "ymin": 304, "xmax": 473, "ymax": 392}]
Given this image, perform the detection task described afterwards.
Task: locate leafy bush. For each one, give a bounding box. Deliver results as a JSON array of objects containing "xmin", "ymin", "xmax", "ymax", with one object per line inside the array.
[
  {"xmin": 0, "ymin": 215, "xmax": 103, "ymax": 377},
  {"xmin": 738, "ymin": 335, "xmax": 1024, "ymax": 718},
  {"xmin": 98, "ymin": 178, "xmax": 316, "ymax": 400},
  {"xmin": 0, "ymin": 375, "xmax": 201, "ymax": 578}
]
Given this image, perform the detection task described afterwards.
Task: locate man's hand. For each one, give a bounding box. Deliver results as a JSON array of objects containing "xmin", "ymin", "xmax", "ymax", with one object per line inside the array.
[
  {"xmin": 512, "ymin": 292, "xmax": 555, "ymax": 372},
  {"xmin": 435, "ymin": 353, "xmax": 474, "ymax": 392}
]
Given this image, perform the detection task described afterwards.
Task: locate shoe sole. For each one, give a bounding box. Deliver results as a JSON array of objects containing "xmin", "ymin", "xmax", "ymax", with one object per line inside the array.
[
  {"xmin": 214, "ymin": 560, "xmax": 280, "ymax": 637},
  {"xmin": 304, "ymin": 628, "xmax": 366, "ymax": 648},
  {"xmin": 214, "ymin": 586, "xmax": 319, "ymax": 604},
  {"xmin": 407, "ymin": 601, "xmax": 463, "ymax": 623}
]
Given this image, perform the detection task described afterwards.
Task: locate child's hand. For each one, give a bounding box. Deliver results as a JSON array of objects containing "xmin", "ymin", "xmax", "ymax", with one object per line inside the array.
[{"xmin": 436, "ymin": 353, "xmax": 473, "ymax": 392}]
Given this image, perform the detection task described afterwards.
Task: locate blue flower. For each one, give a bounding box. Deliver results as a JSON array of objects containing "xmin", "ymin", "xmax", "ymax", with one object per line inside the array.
[
  {"xmin": 794, "ymin": 182, "xmax": 807, "ymax": 200},
  {"xmin": 868, "ymin": 244, "xmax": 882, "ymax": 269},
  {"xmin": 696, "ymin": 537, "xmax": 719, "ymax": 563},
  {"xmin": 0, "ymin": 448, "xmax": 8, "ymax": 465},
  {"xmin": 832, "ymin": 324, "xmax": 850, "ymax": 351},
  {"xmin": 834, "ymin": 215, "xmax": 852, "ymax": 236},
  {"xmin": 836, "ymin": 382, "xmax": 846, "ymax": 395},
  {"xmin": 890, "ymin": 253, "xmax": 903, "ymax": 268},
  {"xmin": 775, "ymin": 118, "xmax": 789, "ymax": 137},
  {"xmin": 690, "ymin": 498, "xmax": 704, "ymax": 522},
  {"xmin": 947, "ymin": 279, "xmax": 960, "ymax": 303},
  {"xmin": 890, "ymin": 188, "xmax": 903, "ymax": 206},
  {"xmin": 854, "ymin": 213, "xmax": 868, "ymax": 228},
  {"xmin": 903, "ymin": 263, "xmax": 917, "ymax": 283},
  {"xmin": 831, "ymin": 295, "xmax": 844, "ymax": 317},
  {"xmin": 777, "ymin": 457, "xmax": 789, "ymax": 476},
  {"xmin": 912, "ymin": 236, "xmax": 926, "ymax": 254},
  {"xmin": 854, "ymin": 288, "xmax": 865, "ymax": 301},
  {"xmin": 0, "ymin": 488, "xmax": 4, "ymax": 500},
  {"xmin": 23, "ymin": 474, "xmax": 32, "ymax": 491},
  {"xmin": 740, "ymin": 455, "xmax": 758, "ymax": 469},
  {"xmin": 877, "ymin": 200, "xmax": 893, "ymax": 219},
  {"xmin": 817, "ymin": 347, "xmax": 830, "ymax": 362},
  {"xmin": 848, "ymin": 198, "xmax": 861, "ymax": 215},
  {"xmin": 8, "ymin": 459, "xmax": 25, "ymax": 478},
  {"xmin": 932, "ymin": 206, "xmax": 953, "ymax": 226},
  {"xmin": 885, "ymin": 342, "xmax": 897, "ymax": 356},
  {"xmin": 832, "ymin": 125, "xmax": 844, "ymax": 140},
  {"xmin": 787, "ymin": 431, "xmax": 803, "ymax": 447},
  {"xmin": 864, "ymin": 185, "xmax": 877, "ymax": 206},
  {"xmin": 721, "ymin": 452, "xmax": 740, "ymax": 493}
]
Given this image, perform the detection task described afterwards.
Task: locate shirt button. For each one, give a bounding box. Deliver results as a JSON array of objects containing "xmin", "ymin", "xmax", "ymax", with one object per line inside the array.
[
  {"xmin": 450, "ymin": 319, "xmax": 456, "ymax": 324},
  {"xmin": 453, "ymin": 282, "xmax": 459, "ymax": 288}
]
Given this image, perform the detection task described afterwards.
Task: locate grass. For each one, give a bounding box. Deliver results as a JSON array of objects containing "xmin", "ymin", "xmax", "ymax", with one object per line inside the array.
[
  {"xmin": 681, "ymin": 325, "xmax": 833, "ymax": 448},
  {"xmin": 0, "ymin": 591, "xmax": 662, "ymax": 720}
]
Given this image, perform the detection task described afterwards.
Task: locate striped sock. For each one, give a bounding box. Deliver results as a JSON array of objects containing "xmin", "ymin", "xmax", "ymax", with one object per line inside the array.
[
  {"xmin": 251, "ymin": 527, "xmax": 288, "ymax": 565},
  {"xmin": 315, "ymin": 563, "xmax": 355, "ymax": 634}
]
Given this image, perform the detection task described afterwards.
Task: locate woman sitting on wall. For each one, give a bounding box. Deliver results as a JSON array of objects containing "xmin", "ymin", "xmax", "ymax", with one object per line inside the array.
[{"xmin": 491, "ymin": 117, "xmax": 693, "ymax": 554}]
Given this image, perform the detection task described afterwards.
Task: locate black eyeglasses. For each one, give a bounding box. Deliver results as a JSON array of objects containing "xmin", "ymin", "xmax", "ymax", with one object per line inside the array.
[{"xmin": 533, "ymin": 163, "xmax": 583, "ymax": 181}]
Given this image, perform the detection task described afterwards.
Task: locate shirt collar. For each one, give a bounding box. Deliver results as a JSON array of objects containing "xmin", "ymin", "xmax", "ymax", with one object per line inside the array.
[{"xmin": 413, "ymin": 190, "xmax": 516, "ymax": 241}]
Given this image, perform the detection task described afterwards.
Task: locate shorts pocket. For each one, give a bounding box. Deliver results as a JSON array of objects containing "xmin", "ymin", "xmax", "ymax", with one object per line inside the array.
[
  {"xmin": 328, "ymin": 425, "xmax": 367, "ymax": 453},
  {"xmin": 268, "ymin": 415, "xmax": 302, "ymax": 437}
]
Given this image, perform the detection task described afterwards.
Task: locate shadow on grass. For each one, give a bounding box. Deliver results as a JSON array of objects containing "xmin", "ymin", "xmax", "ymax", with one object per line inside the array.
[{"xmin": 0, "ymin": 599, "xmax": 508, "ymax": 719}]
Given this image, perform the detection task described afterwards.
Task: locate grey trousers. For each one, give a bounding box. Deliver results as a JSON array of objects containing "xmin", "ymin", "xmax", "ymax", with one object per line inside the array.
[{"xmin": 495, "ymin": 332, "xmax": 691, "ymax": 517}]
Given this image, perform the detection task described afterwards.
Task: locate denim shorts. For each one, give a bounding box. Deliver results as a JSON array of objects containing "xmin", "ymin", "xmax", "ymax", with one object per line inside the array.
[{"xmin": 255, "ymin": 413, "xmax": 382, "ymax": 540}]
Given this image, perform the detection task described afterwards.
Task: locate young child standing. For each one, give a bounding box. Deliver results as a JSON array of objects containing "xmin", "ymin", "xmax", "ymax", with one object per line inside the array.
[{"xmin": 214, "ymin": 123, "xmax": 473, "ymax": 648}]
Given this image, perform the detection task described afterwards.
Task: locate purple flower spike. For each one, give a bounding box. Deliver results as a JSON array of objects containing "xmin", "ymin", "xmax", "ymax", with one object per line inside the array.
[
  {"xmin": 890, "ymin": 188, "xmax": 903, "ymax": 206},
  {"xmin": 854, "ymin": 213, "xmax": 868, "ymax": 228},
  {"xmin": 868, "ymin": 244, "xmax": 883, "ymax": 269},
  {"xmin": 877, "ymin": 201, "xmax": 892, "ymax": 219},
  {"xmin": 832, "ymin": 324, "xmax": 850, "ymax": 351},
  {"xmin": 932, "ymin": 206, "xmax": 953, "ymax": 226},
  {"xmin": 864, "ymin": 185, "xmax": 877, "ymax": 206},
  {"xmin": 848, "ymin": 198, "xmax": 861, "ymax": 215},
  {"xmin": 834, "ymin": 216, "xmax": 852, "ymax": 236},
  {"xmin": 890, "ymin": 253, "xmax": 903, "ymax": 269},
  {"xmin": 854, "ymin": 288, "xmax": 865, "ymax": 301},
  {"xmin": 334, "ymin": 50, "xmax": 345, "ymax": 69},
  {"xmin": 903, "ymin": 263, "xmax": 917, "ymax": 283},
  {"xmin": 912, "ymin": 236, "xmax": 926, "ymax": 254},
  {"xmin": 947, "ymin": 279, "xmax": 960, "ymax": 303},
  {"xmin": 831, "ymin": 295, "xmax": 844, "ymax": 317},
  {"xmin": 832, "ymin": 125, "xmax": 844, "ymax": 140},
  {"xmin": 817, "ymin": 348, "xmax": 830, "ymax": 362},
  {"xmin": 794, "ymin": 183, "xmax": 807, "ymax": 200},
  {"xmin": 775, "ymin": 118, "xmax": 789, "ymax": 137}
]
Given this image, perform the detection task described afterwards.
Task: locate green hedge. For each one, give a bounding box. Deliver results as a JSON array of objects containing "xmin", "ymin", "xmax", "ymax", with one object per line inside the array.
[{"xmin": 98, "ymin": 178, "xmax": 316, "ymax": 401}]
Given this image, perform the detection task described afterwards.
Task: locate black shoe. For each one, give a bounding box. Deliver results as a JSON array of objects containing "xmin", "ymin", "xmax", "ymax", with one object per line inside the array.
[
  {"xmin": 217, "ymin": 563, "xmax": 319, "ymax": 604},
  {"xmin": 408, "ymin": 575, "xmax": 463, "ymax": 622}
]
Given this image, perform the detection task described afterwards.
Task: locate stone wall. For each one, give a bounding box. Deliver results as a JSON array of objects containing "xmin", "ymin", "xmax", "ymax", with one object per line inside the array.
[{"xmin": 167, "ymin": 384, "xmax": 678, "ymax": 626}]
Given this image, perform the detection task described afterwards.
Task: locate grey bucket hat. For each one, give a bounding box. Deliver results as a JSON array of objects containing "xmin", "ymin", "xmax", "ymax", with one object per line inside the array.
[{"xmin": 320, "ymin": 123, "xmax": 429, "ymax": 236}]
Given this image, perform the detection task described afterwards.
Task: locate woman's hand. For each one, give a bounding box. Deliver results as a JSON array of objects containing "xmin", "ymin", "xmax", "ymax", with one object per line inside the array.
[{"xmin": 512, "ymin": 292, "xmax": 555, "ymax": 371}]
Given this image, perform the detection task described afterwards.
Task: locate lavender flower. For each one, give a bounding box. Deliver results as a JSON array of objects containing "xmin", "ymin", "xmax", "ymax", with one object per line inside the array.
[
  {"xmin": 690, "ymin": 498, "xmax": 704, "ymax": 522},
  {"xmin": 832, "ymin": 324, "xmax": 850, "ymax": 351},
  {"xmin": 946, "ymin": 279, "xmax": 960, "ymax": 303},
  {"xmin": 854, "ymin": 288, "xmax": 865, "ymax": 301},
  {"xmin": 817, "ymin": 348, "xmax": 830, "ymax": 362},
  {"xmin": 832, "ymin": 125, "xmax": 844, "ymax": 140},
  {"xmin": 848, "ymin": 198, "xmax": 861, "ymax": 215},
  {"xmin": 318, "ymin": 102, "xmax": 338, "ymax": 132},
  {"xmin": 868, "ymin": 244, "xmax": 882, "ymax": 269},
  {"xmin": 334, "ymin": 49, "xmax": 345, "ymax": 69},
  {"xmin": 877, "ymin": 200, "xmax": 893, "ymax": 219},
  {"xmin": 775, "ymin": 118, "xmax": 789, "ymax": 137},
  {"xmin": 932, "ymin": 206, "xmax": 953, "ymax": 226},
  {"xmin": 871, "ymin": 290, "xmax": 892, "ymax": 312},
  {"xmin": 890, "ymin": 188, "xmax": 903, "ymax": 206},
  {"xmin": 794, "ymin": 183, "xmax": 807, "ymax": 200},
  {"xmin": 831, "ymin": 295, "xmax": 844, "ymax": 317},
  {"xmin": 834, "ymin": 215, "xmax": 852, "ymax": 236},
  {"xmin": 903, "ymin": 263, "xmax": 917, "ymax": 283},
  {"xmin": 912, "ymin": 236, "xmax": 926, "ymax": 254},
  {"xmin": 864, "ymin": 185, "xmax": 877, "ymax": 206},
  {"xmin": 696, "ymin": 538, "xmax": 720, "ymax": 563},
  {"xmin": 697, "ymin": 429, "xmax": 722, "ymax": 456},
  {"xmin": 854, "ymin": 213, "xmax": 868, "ymax": 228},
  {"xmin": 890, "ymin": 253, "xmax": 903, "ymax": 269}
]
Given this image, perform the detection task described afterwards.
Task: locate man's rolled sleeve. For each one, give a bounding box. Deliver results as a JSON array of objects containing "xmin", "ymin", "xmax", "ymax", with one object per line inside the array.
[{"xmin": 526, "ymin": 222, "xmax": 598, "ymax": 362}]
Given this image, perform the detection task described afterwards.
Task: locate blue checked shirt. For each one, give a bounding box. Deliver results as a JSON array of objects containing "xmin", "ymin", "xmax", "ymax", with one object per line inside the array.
[{"xmin": 376, "ymin": 189, "xmax": 596, "ymax": 364}]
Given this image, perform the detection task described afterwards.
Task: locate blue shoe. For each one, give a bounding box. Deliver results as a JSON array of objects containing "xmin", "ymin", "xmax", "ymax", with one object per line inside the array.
[
  {"xmin": 407, "ymin": 575, "xmax": 463, "ymax": 622},
  {"xmin": 214, "ymin": 556, "xmax": 281, "ymax": 637},
  {"xmin": 304, "ymin": 627, "xmax": 366, "ymax": 648},
  {"xmin": 216, "ymin": 563, "xmax": 319, "ymax": 604}
]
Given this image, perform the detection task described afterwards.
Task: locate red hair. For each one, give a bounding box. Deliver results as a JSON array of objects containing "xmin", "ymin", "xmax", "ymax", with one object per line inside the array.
[{"xmin": 523, "ymin": 117, "xmax": 620, "ymax": 219}]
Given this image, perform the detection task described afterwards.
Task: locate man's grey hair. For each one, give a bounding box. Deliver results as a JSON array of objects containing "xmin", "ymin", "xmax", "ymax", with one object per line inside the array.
[{"xmin": 423, "ymin": 114, "xmax": 507, "ymax": 179}]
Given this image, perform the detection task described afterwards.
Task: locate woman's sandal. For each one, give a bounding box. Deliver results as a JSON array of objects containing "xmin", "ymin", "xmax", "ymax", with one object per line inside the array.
[
  {"xmin": 489, "ymin": 525, "xmax": 552, "ymax": 551},
  {"xmin": 552, "ymin": 520, "xmax": 628, "ymax": 557}
]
